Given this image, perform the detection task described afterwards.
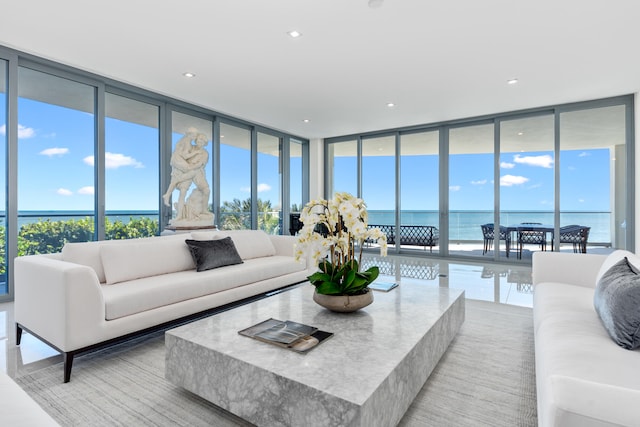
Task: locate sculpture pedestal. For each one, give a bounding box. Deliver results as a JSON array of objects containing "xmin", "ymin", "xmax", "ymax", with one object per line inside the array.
[{"xmin": 162, "ymin": 225, "xmax": 217, "ymax": 235}]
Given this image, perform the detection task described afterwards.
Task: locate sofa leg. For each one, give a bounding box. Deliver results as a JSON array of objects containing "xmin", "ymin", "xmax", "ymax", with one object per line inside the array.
[
  {"xmin": 16, "ymin": 324, "xmax": 22, "ymax": 345},
  {"xmin": 63, "ymin": 352, "xmax": 74, "ymax": 383}
]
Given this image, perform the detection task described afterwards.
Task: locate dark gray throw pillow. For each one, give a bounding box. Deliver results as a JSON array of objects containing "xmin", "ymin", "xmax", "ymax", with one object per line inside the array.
[
  {"xmin": 185, "ymin": 237, "xmax": 243, "ymax": 272},
  {"xmin": 593, "ymin": 257, "xmax": 640, "ymax": 350}
]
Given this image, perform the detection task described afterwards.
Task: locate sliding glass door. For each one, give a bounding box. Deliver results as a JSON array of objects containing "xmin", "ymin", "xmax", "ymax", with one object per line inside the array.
[
  {"xmin": 400, "ymin": 130, "xmax": 439, "ymax": 254},
  {"xmin": 499, "ymin": 114, "xmax": 554, "ymax": 260},
  {"xmin": 559, "ymin": 105, "xmax": 627, "ymax": 252},
  {"xmin": 448, "ymin": 123, "xmax": 494, "ymax": 258}
]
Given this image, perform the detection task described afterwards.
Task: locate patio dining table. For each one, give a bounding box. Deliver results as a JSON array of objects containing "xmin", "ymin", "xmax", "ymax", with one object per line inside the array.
[{"xmin": 506, "ymin": 224, "xmax": 555, "ymax": 259}]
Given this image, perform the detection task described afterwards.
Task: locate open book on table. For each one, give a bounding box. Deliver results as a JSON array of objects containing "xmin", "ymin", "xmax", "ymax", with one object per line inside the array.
[
  {"xmin": 238, "ymin": 318, "xmax": 332, "ymax": 353},
  {"xmin": 368, "ymin": 281, "xmax": 399, "ymax": 292}
]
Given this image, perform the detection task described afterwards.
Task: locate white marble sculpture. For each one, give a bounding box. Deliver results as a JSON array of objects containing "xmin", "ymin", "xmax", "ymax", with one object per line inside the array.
[{"xmin": 163, "ymin": 128, "xmax": 215, "ymax": 227}]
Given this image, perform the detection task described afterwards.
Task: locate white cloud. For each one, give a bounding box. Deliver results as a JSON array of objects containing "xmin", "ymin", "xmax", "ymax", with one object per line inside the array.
[
  {"xmin": 83, "ymin": 152, "xmax": 144, "ymax": 169},
  {"xmin": 18, "ymin": 124, "xmax": 36, "ymax": 139},
  {"xmin": 0, "ymin": 124, "xmax": 36, "ymax": 139},
  {"xmin": 57, "ymin": 188, "xmax": 73, "ymax": 196},
  {"xmin": 578, "ymin": 198, "xmax": 585, "ymax": 203},
  {"xmin": 578, "ymin": 152, "xmax": 590, "ymax": 157},
  {"xmin": 78, "ymin": 186, "xmax": 94, "ymax": 195},
  {"xmin": 449, "ymin": 185, "xmax": 461, "ymax": 191},
  {"xmin": 39, "ymin": 147, "xmax": 69, "ymax": 157},
  {"xmin": 471, "ymin": 179, "xmax": 487, "ymax": 185},
  {"xmin": 500, "ymin": 162, "xmax": 515, "ymax": 169},
  {"xmin": 258, "ymin": 183, "xmax": 271, "ymax": 192},
  {"xmin": 513, "ymin": 154, "xmax": 553, "ymax": 168},
  {"xmin": 500, "ymin": 174, "xmax": 529, "ymax": 187},
  {"xmin": 240, "ymin": 184, "xmax": 272, "ymax": 193}
]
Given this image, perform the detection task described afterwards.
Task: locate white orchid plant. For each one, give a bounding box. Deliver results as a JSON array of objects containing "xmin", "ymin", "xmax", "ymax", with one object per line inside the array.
[{"xmin": 294, "ymin": 192, "xmax": 388, "ymax": 295}]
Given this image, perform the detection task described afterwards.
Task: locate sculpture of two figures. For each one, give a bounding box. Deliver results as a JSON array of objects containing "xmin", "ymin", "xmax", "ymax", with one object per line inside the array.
[{"xmin": 163, "ymin": 127, "xmax": 215, "ymax": 227}]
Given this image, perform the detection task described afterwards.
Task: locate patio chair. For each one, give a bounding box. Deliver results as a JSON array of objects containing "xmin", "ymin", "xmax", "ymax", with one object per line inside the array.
[
  {"xmin": 289, "ymin": 213, "xmax": 303, "ymax": 235},
  {"xmin": 480, "ymin": 223, "xmax": 511, "ymax": 257},
  {"xmin": 517, "ymin": 223, "xmax": 547, "ymax": 259},
  {"xmin": 559, "ymin": 225, "xmax": 591, "ymax": 253}
]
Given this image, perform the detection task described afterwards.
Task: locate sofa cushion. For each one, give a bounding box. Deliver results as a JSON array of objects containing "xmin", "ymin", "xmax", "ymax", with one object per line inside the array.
[
  {"xmin": 594, "ymin": 257, "xmax": 640, "ymax": 349},
  {"xmin": 185, "ymin": 237, "xmax": 243, "ymax": 272},
  {"xmin": 102, "ymin": 256, "xmax": 306, "ymax": 320},
  {"xmin": 191, "ymin": 230, "xmax": 276, "ymax": 260},
  {"xmin": 61, "ymin": 239, "xmax": 116, "ymax": 283},
  {"xmin": 100, "ymin": 236, "xmax": 195, "ymax": 285},
  {"xmin": 534, "ymin": 281, "xmax": 640, "ymax": 426}
]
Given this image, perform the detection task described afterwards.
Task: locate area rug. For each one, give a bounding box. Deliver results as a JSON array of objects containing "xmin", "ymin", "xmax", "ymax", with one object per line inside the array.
[{"xmin": 15, "ymin": 299, "xmax": 537, "ymax": 427}]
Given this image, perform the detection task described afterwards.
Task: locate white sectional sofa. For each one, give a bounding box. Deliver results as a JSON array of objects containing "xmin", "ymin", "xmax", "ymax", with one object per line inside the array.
[
  {"xmin": 14, "ymin": 229, "xmax": 311, "ymax": 382},
  {"xmin": 532, "ymin": 251, "xmax": 640, "ymax": 427},
  {"xmin": 0, "ymin": 370, "xmax": 59, "ymax": 426}
]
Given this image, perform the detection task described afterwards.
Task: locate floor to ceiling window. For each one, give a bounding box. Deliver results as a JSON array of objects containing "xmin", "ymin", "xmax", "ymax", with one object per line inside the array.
[
  {"xmin": 289, "ymin": 138, "xmax": 304, "ymax": 213},
  {"xmin": 219, "ymin": 121, "xmax": 252, "ymax": 230},
  {"xmin": 17, "ymin": 67, "xmax": 96, "ymax": 253},
  {"xmin": 326, "ymin": 95, "xmax": 634, "ymax": 262},
  {"xmin": 362, "ymin": 134, "xmax": 396, "ymax": 237},
  {"xmin": 400, "ymin": 130, "xmax": 440, "ymax": 255},
  {"xmin": 448, "ymin": 123, "xmax": 494, "ymax": 259},
  {"xmin": 499, "ymin": 114, "xmax": 554, "ymax": 260},
  {"xmin": 327, "ymin": 139, "xmax": 358, "ymax": 198},
  {"xmin": 559, "ymin": 105, "xmax": 627, "ymax": 251},
  {"xmin": 105, "ymin": 93, "xmax": 160, "ymax": 239},
  {"xmin": 257, "ymin": 132, "xmax": 281, "ymax": 234}
]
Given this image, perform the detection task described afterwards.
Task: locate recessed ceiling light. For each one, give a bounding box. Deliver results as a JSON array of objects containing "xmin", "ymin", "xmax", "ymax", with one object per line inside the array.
[
  {"xmin": 517, "ymin": 132, "xmax": 524, "ymax": 136},
  {"xmin": 287, "ymin": 30, "xmax": 302, "ymax": 38},
  {"xmin": 507, "ymin": 78, "xmax": 519, "ymax": 85},
  {"xmin": 303, "ymin": 119, "xmax": 310, "ymax": 123},
  {"xmin": 387, "ymin": 102, "xmax": 396, "ymax": 107},
  {"xmin": 183, "ymin": 72, "xmax": 196, "ymax": 78}
]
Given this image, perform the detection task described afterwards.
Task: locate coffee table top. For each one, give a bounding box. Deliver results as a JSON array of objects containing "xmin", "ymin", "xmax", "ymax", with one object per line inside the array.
[{"xmin": 166, "ymin": 282, "xmax": 464, "ymax": 405}]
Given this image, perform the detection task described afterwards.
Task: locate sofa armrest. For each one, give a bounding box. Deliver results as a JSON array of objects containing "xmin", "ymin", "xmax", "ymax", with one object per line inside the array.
[
  {"xmin": 0, "ymin": 371, "xmax": 60, "ymax": 426},
  {"xmin": 545, "ymin": 375, "xmax": 640, "ymax": 427},
  {"xmin": 532, "ymin": 252, "xmax": 606, "ymax": 289},
  {"xmin": 14, "ymin": 255, "xmax": 106, "ymax": 352}
]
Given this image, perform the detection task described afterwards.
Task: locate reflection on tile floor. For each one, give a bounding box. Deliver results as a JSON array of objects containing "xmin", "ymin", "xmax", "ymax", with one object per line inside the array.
[
  {"xmin": 0, "ymin": 254, "xmax": 532, "ymax": 378},
  {"xmin": 362, "ymin": 253, "xmax": 533, "ymax": 308}
]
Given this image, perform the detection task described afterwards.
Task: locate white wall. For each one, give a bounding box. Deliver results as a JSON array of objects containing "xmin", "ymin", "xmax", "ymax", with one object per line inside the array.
[{"xmin": 309, "ymin": 138, "xmax": 324, "ymax": 201}]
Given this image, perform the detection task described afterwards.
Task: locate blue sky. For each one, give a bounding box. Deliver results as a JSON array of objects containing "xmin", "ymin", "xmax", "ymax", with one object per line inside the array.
[
  {"xmin": 1, "ymin": 97, "xmax": 611, "ymax": 214},
  {"xmin": 336, "ymin": 148, "xmax": 610, "ymax": 212},
  {"xmin": 1, "ymin": 98, "xmax": 286, "ymax": 212}
]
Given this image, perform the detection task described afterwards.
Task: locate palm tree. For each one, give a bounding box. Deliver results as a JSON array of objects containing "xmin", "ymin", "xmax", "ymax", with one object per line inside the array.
[{"xmin": 220, "ymin": 198, "xmax": 280, "ymax": 233}]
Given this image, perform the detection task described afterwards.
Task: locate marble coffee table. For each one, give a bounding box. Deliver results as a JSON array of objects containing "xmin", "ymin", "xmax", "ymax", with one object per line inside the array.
[{"xmin": 165, "ymin": 283, "xmax": 465, "ymax": 427}]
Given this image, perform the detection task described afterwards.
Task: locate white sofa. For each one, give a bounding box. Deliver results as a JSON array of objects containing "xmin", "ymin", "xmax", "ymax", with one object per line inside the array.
[
  {"xmin": 14, "ymin": 229, "xmax": 311, "ymax": 382},
  {"xmin": 532, "ymin": 251, "xmax": 640, "ymax": 427},
  {"xmin": 0, "ymin": 371, "xmax": 59, "ymax": 426}
]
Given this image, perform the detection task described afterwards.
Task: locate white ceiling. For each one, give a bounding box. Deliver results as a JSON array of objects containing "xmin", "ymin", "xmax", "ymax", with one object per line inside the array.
[{"xmin": 1, "ymin": 0, "xmax": 639, "ymax": 140}]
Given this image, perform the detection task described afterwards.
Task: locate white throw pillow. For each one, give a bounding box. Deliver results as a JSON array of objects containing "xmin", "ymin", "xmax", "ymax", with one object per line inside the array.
[
  {"xmin": 215, "ymin": 230, "xmax": 276, "ymax": 260},
  {"xmin": 100, "ymin": 236, "xmax": 195, "ymax": 285},
  {"xmin": 190, "ymin": 230, "xmax": 276, "ymax": 260}
]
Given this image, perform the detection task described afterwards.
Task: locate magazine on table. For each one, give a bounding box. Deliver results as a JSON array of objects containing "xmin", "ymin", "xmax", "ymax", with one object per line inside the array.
[
  {"xmin": 368, "ymin": 281, "xmax": 399, "ymax": 292},
  {"xmin": 238, "ymin": 318, "xmax": 333, "ymax": 353}
]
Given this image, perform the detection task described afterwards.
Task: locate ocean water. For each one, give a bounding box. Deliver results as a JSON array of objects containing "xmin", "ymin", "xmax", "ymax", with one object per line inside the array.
[
  {"xmin": 4, "ymin": 210, "xmax": 612, "ymax": 244},
  {"xmin": 369, "ymin": 210, "xmax": 612, "ymax": 244}
]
